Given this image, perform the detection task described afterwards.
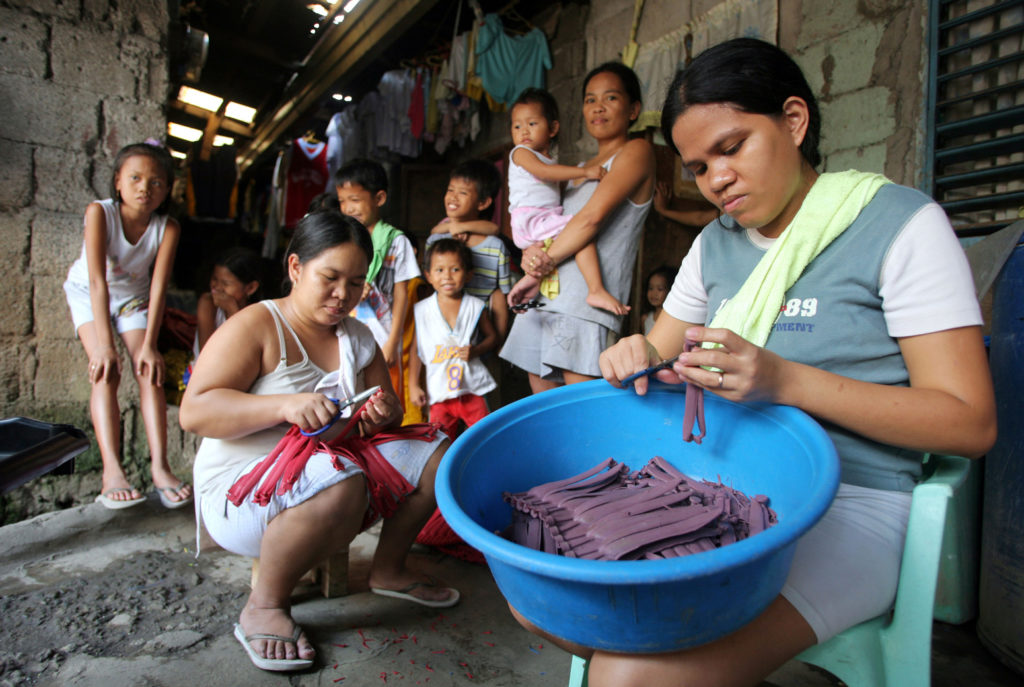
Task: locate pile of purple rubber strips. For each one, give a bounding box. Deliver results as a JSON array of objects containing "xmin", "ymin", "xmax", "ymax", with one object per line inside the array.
[{"xmin": 503, "ymin": 455, "xmax": 777, "ymax": 561}]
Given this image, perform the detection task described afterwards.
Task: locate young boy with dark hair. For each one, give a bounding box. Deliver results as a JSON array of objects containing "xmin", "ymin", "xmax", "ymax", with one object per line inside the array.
[
  {"xmin": 428, "ymin": 159, "xmax": 513, "ymax": 339},
  {"xmin": 335, "ymin": 158, "xmax": 420, "ymax": 396},
  {"xmin": 408, "ymin": 238, "xmax": 497, "ymax": 439}
]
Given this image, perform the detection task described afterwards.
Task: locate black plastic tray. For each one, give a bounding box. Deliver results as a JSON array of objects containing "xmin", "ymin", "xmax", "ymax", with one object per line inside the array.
[{"xmin": 0, "ymin": 417, "xmax": 90, "ymax": 494}]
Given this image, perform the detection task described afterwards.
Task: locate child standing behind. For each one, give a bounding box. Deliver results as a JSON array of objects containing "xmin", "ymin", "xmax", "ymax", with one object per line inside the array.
[
  {"xmin": 428, "ymin": 159, "xmax": 513, "ymax": 340},
  {"xmin": 63, "ymin": 142, "xmax": 192, "ymax": 510},
  {"xmin": 193, "ymin": 246, "xmax": 264, "ymax": 356},
  {"xmin": 640, "ymin": 265, "xmax": 676, "ymax": 335},
  {"xmin": 409, "ymin": 239, "xmax": 497, "ymax": 439},
  {"xmin": 335, "ymin": 159, "xmax": 420, "ymax": 399},
  {"xmin": 506, "ymin": 88, "xmax": 628, "ymax": 315}
]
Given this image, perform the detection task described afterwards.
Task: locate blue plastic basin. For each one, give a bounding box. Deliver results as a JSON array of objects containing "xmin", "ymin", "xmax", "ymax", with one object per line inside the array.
[{"xmin": 436, "ymin": 380, "xmax": 839, "ymax": 652}]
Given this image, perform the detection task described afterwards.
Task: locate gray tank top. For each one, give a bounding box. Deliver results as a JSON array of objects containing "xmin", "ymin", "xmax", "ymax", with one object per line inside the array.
[{"xmin": 543, "ymin": 153, "xmax": 652, "ymax": 330}]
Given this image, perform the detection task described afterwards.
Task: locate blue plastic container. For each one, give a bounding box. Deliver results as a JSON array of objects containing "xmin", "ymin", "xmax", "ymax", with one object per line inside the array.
[{"xmin": 436, "ymin": 380, "xmax": 839, "ymax": 653}]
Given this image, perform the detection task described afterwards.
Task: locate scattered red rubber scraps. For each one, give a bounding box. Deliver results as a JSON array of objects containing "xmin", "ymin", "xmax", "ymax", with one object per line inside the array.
[{"xmin": 503, "ymin": 456, "xmax": 777, "ymax": 560}]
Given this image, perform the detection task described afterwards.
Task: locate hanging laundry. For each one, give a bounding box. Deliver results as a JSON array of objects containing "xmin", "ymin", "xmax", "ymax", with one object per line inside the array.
[
  {"xmin": 408, "ymin": 68, "xmax": 426, "ymax": 139},
  {"xmin": 474, "ymin": 13, "xmax": 551, "ymax": 106},
  {"xmin": 282, "ymin": 137, "xmax": 328, "ymax": 229}
]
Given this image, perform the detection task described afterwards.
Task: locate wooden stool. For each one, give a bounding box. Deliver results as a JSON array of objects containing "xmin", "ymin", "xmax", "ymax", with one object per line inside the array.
[{"xmin": 250, "ymin": 545, "xmax": 349, "ymax": 598}]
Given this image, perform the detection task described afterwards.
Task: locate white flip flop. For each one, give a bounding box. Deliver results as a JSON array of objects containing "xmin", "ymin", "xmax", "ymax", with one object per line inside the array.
[
  {"xmin": 370, "ymin": 580, "xmax": 461, "ymax": 608},
  {"xmin": 233, "ymin": 623, "xmax": 314, "ymax": 672}
]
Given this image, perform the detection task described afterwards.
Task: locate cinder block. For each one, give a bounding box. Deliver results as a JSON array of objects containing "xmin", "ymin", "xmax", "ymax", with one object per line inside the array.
[
  {"xmin": 2, "ymin": 0, "xmax": 77, "ymax": 20},
  {"xmin": 33, "ymin": 338, "xmax": 91, "ymax": 403},
  {"xmin": 820, "ymin": 87, "xmax": 895, "ymax": 153},
  {"xmin": 0, "ymin": 209, "xmax": 30, "ymax": 268},
  {"xmin": 33, "ymin": 275, "xmax": 75, "ymax": 341},
  {"xmin": 34, "ymin": 146, "xmax": 97, "ymax": 213},
  {"xmin": 636, "ymin": 0, "xmax": 689, "ymax": 46},
  {"xmin": 796, "ymin": 23, "xmax": 888, "ymax": 100},
  {"xmin": 1, "ymin": 277, "xmax": 33, "ymax": 338},
  {"xmin": 0, "ymin": 341, "xmax": 28, "ymax": 404},
  {"xmin": 51, "ymin": 23, "xmax": 136, "ymax": 98},
  {"xmin": 102, "ymin": 0, "xmax": 169, "ymax": 43},
  {"xmin": 797, "ymin": 3, "xmax": 862, "ymax": 50},
  {"xmin": 587, "ymin": 7, "xmax": 634, "ymax": 65},
  {"xmin": 0, "ymin": 140, "xmax": 34, "ymax": 209},
  {"xmin": 30, "ymin": 210, "xmax": 82, "ymax": 278},
  {"xmin": 101, "ymin": 98, "xmax": 167, "ymax": 157},
  {"xmin": 122, "ymin": 34, "xmax": 169, "ymax": 102},
  {"xmin": 0, "ymin": 74, "xmax": 100, "ymax": 149},
  {"xmin": 824, "ymin": 142, "xmax": 888, "ymax": 176},
  {"xmin": 0, "ymin": 8, "xmax": 48, "ymax": 79}
]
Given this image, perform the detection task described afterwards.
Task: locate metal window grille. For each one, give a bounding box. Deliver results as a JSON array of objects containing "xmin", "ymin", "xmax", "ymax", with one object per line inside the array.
[{"xmin": 926, "ymin": 0, "xmax": 1024, "ymax": 237}]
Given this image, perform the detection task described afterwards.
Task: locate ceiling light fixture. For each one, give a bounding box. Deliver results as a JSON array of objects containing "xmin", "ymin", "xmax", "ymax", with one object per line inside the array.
[
  {"xmin": 343, "ymin": 0, "xmax": 361, "ymax": 12},
  {"xmin": 307, "ymin": 4, "xmax": 328, "ymax": 16},
  {"xmin": 167, "ymin": 122, "xmax": 204, "ymax": 142},
  {"xmin": 225, "ymin": 101, "xmax": 256, "ymax": 124},
  {"xmin": 177, "ymin": 85, "xmax": 223, "ymax": 112},
  {"xmin": 213, "ymin": 135, "xmax": 236, "ymax": 147}
]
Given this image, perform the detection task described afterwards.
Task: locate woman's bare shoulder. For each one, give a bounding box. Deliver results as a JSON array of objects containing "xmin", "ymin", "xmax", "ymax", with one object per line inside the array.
[{"xmin": 213, "ymin": 300, "xmax": 275, "ymax": 343}]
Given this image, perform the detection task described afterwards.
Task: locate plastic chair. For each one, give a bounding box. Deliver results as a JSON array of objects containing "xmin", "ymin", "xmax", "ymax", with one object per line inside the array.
[{"xmin": 566, "ymin": 454, "xmax": 978, "ymax": 687}]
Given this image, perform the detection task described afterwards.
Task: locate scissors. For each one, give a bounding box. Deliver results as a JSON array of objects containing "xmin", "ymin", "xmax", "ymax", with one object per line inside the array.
[
  {"xmin": 511, "ymin": 298, "xmax": 545, "ymax": 313},
  {"xmin": 300, "ymin": 385, "xmax": 381, "ymax": 437},
  {"xmin": 620, "ymin": 359, "xmax": 677, "ymax": 386}
]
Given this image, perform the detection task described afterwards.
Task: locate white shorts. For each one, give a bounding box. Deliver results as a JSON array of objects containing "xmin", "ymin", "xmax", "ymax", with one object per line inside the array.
[
  {"xmin": 199, "ymin": 432, "xmax": 446, "ymax": 558},
  {"xmin": 63, "ymin": 280, "xmax": 149, "ymax": 335},
  {"xmin": 781, "ymin": 482, "xmax": 912, "ymax": 643}
]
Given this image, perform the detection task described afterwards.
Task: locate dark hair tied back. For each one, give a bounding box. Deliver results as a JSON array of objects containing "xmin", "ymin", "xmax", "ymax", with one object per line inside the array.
[
  {"xmin": 582, "ymin": 62, "xmax": 643, "ymax": 112},
  {"xmin": 283, "ymin": 210, "xmax": 373, "ymax": 293},
  {"xmin": 660, "ymin": 38, "xmax": 821, "ymax": 168}
]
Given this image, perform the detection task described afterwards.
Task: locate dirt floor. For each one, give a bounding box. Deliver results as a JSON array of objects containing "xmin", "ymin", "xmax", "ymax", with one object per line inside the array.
[{"xmin": 0, "ymin": 500, "xmax": 571, "ymax": 687}]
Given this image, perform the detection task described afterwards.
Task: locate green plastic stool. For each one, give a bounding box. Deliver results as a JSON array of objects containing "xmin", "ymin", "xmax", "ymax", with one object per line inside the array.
[{"xmin": 566, "ymin": 454, "xmax": 978, "ymax": 687}]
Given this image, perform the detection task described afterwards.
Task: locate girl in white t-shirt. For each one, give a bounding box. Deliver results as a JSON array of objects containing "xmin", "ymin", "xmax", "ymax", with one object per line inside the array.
[
  {"xmin": 63, "ymin": 142, "xmax": 191, "ymax": 510},
  {"xmin": 507, "ymin": 88, "xmax": 629, "ymax": 315}
]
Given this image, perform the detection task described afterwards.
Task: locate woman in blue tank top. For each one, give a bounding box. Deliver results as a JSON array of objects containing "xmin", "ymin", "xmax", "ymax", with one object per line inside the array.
[{"xmin": 516, "ymin": 38, "xmax": 996, "ymax": 686}]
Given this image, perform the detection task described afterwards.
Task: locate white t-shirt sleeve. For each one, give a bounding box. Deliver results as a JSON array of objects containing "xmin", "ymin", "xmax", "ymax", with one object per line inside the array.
[
  {"xmin": 663, "ymin": 233, "xmax": 709, "ymax": 325},
  {"xmin": 662, "ymin": 204, "xmax": 982, "ymax": 339},
  {"xmin": 879, "ymin": 202, "xmax": 981, "ymax": 338},
  {"xmin": 389, "ymin": 234, "xmax": 422, "ymax": 283}
]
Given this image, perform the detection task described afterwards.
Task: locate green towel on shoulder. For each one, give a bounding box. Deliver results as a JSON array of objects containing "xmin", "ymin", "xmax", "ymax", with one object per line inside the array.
[
  {"xmin": 368, "ymin": 220, "xmax": 402, "ymax": 285},
  {"xmin": 708, "ymin": 170, "xmax": 891, "ymax": 347}
]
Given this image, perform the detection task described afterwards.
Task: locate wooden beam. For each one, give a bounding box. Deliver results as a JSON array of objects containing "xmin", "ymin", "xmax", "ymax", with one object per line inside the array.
[{"xmin": 236, "ymin": 0, "xmax": 441, "ymax": 173}]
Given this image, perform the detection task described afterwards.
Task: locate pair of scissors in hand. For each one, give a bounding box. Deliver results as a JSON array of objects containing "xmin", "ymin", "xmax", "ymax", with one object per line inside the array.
[
  {"xmin": 511, "ymin": 298, "xmax": 545, "ymax": 313},
  {"xmin": 620, "ymin": 359, "xmax": 677, "ymax": 386},
  {"xmin": 300, "ymin": 385, "xmax": 381, "ymax": 437}
]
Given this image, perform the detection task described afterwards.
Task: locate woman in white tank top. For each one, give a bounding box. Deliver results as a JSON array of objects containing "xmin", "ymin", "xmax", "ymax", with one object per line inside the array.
[{"xmin": 181, "ymin": 211, "xmax": 457, "ymax": 672}]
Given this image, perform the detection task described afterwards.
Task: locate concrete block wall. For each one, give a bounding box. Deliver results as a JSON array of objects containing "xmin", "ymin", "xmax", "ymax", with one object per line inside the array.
[
  {"xmin": 570, "ymin": 0, "xmax": 928, "ymax": 187},
  {"xmin": 0, "ymin": 0, "xmax": 198, "ymax": 523}
]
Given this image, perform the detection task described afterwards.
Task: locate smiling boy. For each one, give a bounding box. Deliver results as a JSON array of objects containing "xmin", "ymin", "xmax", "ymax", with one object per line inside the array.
[
  {"xmin": 335, "ymin": 159, "xmax": 420, "ymax": 397},
  {"xmin": 427, "ymin": 159, "xmax": 513, "ymax": 339}
]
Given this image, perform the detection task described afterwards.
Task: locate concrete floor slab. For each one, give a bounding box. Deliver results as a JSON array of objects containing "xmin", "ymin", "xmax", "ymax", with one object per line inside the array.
[{"xmin": 0, "ymin": 499, "xmax": 1020, "ymax": 687}]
